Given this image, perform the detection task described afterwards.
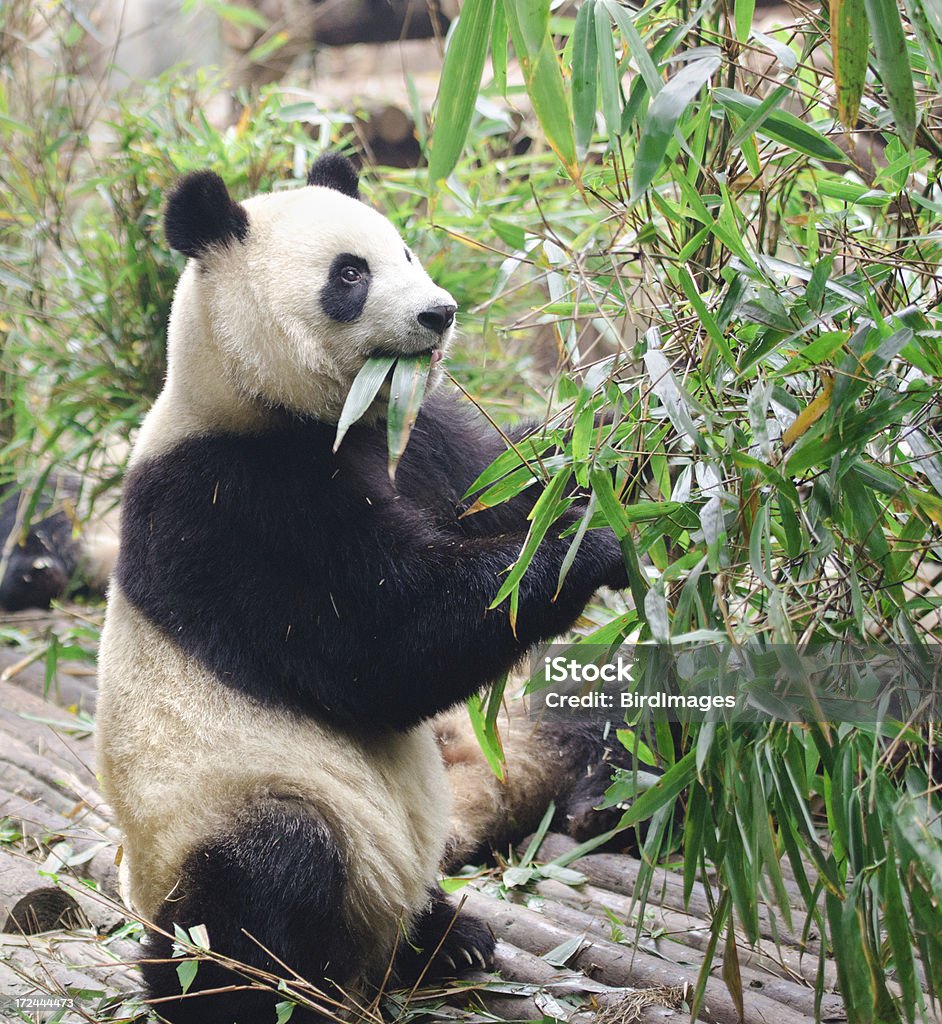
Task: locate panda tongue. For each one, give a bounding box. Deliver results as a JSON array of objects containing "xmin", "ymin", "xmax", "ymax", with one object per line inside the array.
[{"xmin": 430, "ymin": 349, "xmax": 444, "ymax": 366}]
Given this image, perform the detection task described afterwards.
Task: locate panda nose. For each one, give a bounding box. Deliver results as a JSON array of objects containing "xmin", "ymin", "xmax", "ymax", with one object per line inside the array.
[{"xmin": 417, "ymin": 304, "xmax": 457, "ymax": 336}]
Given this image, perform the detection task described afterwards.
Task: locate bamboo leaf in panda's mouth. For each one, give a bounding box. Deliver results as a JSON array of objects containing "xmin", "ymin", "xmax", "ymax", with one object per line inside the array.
[
  {"xmin": 386, "ymin": 352, "xmax": 432, "ymax": 481},
  {"xmin": 333, "ymin": 352, "xmax": 433, "ymax": 481},
  {"xmin": 333, "ymin": 354, "xmax": 396, "ymax": 453}
]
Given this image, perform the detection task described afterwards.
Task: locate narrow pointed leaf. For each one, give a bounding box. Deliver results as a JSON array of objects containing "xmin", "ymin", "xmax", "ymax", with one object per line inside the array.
[
  {"xmin": 595, "ymin": 3, "xmax": 622, "ymax": 140},
  {"xmin": 428, "ymin": 0, "xmax": 495, "ymax": 183},
  {"xmin": 713, "ymin": 88, "xmax": 848, "ymax": 161},
  {"xmin": 734, "ymin": 0, "xmax": 756, "ymax": 42},
  {"xmin": 506, "ymin": 1, "xmax": 578, "ymax": 175},
  {"xmin": 919, "ymin": 0, "xmax": 942, "ymax": 40},
  {"xmin": 604, "ymin": 0, "xmax": 662, "ymax": 96},
  {"xmin": 511, "ymin": 0, "xmax": 550, "ymax": 55},
  {"xmin": 572, "ymin": 0, "xmax": 599, "ymax": 156},
  {"xmin": 489, "ymin": 469, "xmax": 571, "ymax": 609},
  {"xmin": 387, "ymin": 353, "xmax": 432, "ymax": 481},
  {"xmin": 864, "ymin": 0, "xmax": 917, "ymax": 147},
  {"xmin": 632, "ymin": 54, "xmax": 720, "ymax": 198},
  {"xmin": 334, "ymin": 355, "xmax": 395, "ymax": 452},
  {"xmin": 902, "ymin": 0, "xmax": 942, "ymax": 90},
  {"xmin": 830, "ymin": 0, "xmax": 869, "ymax": 129}
]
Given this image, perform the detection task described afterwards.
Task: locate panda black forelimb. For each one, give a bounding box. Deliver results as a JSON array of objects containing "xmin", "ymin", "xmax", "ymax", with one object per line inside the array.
[{"xmin": 116, "ymin": 392, "xmax": 626, "ymax": 731}]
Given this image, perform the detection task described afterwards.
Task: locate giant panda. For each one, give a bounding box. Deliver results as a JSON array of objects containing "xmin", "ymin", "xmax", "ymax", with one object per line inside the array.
[
  {"xmin": 0, "ymin": 477, "xmax": 120, "ymax": 611},
  {"xmin": 95, "ymin": 153, "xmax": 630, "ymax": 1024}
]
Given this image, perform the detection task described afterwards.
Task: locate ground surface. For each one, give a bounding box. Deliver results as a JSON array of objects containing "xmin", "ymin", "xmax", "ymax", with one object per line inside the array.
[{"xmin": 0, "ymin": 607, "xmax": 930, "ymax": 1023}]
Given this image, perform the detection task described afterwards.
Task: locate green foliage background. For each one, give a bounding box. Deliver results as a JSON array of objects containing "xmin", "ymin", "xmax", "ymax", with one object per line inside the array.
[{"xmin": 1, "ymin": 0, "xmax": 941, "ymax": 1019}]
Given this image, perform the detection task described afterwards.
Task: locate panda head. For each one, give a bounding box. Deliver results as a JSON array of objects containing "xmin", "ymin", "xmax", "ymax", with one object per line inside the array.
[{"xmin": 162, "ymin": 153, "xmax": 457, "ymax": 424}]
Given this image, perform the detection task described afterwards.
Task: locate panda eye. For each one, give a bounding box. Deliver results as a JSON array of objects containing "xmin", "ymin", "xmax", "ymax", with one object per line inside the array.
[{"xmin": 339, "ymin": 266, "xmax": 362, "ymax": 285}]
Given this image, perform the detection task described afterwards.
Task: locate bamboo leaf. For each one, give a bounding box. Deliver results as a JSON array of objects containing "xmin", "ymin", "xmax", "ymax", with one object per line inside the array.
[
  {"xmin": 734, "ymin": 0, "xmax": 756, "ymax": 42},
  {"xmin": 492, "ymin": 0, "xmax": 509, "ymax": 94},
  {"xmin": 713, "ymin": 87, "xmax": 848, "ymax": 161},
  {"xmin": 595, "ymin": 3, "xmax": 622, "ymax": 140},
  {"xmin": 572, "ymin": 0, "xmax": 599, "ymax": 157},
  {"xmin": 830, "ymin": 0, "xmax": 869, "ymax": 129},
  {"xmin": 612, "ymin": 750, "xmax": 698, "ymax": 827},
  {"xmin": 489, "ymin": 469, "xmax": 571, "ymax": 609},
  {"xmin": 864, "ymin": 0, "xmax": 917, "ymax": 147},
  {"xmin": 466, "ymin": 682, "xmax": 507, "ymax": 781},
  {"xmin": 512, "ymin": 0, "xmax": 550, "ymax": 55},
  {"xmin": 333, "ymin": 355, "xmax": 395, "ymax": 452},
  {"xmin": 428, "ymin": 0, "xmax": 495, "ymax": 183},
  {"xmin": 603, "ymin": 0, "xmax": 662, "ymax": 96},
  {"xmin": 386, "ymin": 353, "xmax": 432, "ymax": 481},
  {"xmin": 632, "ymin": 54, "xmax": 720, "ymax": 199},
  {"xmin": 555, "ymin": 492, "xmax": 595, "ymax": 598},
  {"xmin": 506, "ymin": 0, "xmax": 578, "ymax": 176},
  {"xmin": 919, "ymin": 0, "xmax": 942, "ymax": 40}
]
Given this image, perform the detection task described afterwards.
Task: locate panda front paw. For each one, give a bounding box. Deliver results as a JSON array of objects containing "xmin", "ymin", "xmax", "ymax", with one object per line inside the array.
[
  {"xmin": 426, "ymin": 911, "xmax": 495, "ymax": 978},
  {"xmin": 396, "ymin": 890, "xmax": 496, "ymax": 985}
]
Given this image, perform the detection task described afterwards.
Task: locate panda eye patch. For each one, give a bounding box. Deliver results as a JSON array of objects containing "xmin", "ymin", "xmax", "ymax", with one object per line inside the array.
[{"xmin": 322, "ymin": 253, "xmax": 371, "ymax": 323}]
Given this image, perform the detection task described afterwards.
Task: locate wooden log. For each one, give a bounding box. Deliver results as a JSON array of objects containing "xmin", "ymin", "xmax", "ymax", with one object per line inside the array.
[
  {"xmin": 490, "ymin": 940, "xmax": 695, "ymax": 1023},
  {"xmin": 0, "ymin": 643, "xmax": 99, "ymax": 716},
  {"xmin": 0, "ymin": 850, "xmax": 87, "ymax": 935},
  {"xmin": 0, "ymin": 690, "xmax": 121, "ymax": 899},
  {"xmin": 0, "ymin": 931, "xmax": 139, "ymax": 1010},
  {"xmin": 461, "ymin": 887, "xmax": 816, "ymax": 1024},
  {"xmin": 534, "ymin": 878, "xmax": 837, "ymax": 993},
  {"xmin": 530, "ymin": 834, "xmax": 817, "ymax": 954},
  {"xmin": 505, "ymin": 884, "xmax": 844, "ymax": 1021}
]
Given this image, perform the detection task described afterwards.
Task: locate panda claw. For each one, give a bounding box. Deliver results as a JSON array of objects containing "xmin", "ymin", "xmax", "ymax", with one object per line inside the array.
[
  {"xmin": 442, "ymin": 954, "xmax": 456, "ymax": 972},
  {"xmin": 460, "ymin": 948, "xmax": 474, "ymax": 967},
  {"xmin": 471, "ymin": 947, "xmax": 489, "ymax": 969}
]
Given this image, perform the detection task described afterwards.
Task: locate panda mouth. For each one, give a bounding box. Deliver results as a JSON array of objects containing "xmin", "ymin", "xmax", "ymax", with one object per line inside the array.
[{"xmin": 371, "ymin": 347, "xmax": 444, "ymax": 366}]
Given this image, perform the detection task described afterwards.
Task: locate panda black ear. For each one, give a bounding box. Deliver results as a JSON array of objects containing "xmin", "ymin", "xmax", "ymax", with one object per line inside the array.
[
  {"xmin": 164, "ymin": 171, "xmax": 249, "ymax": 259},
  {"xmin": 307, "ymin": 153, "xmax": 361, "ymax": 199}
]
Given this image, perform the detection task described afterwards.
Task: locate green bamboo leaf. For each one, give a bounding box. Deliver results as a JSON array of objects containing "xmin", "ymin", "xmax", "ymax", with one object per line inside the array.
[
  {"xmin": 489, "ymin": 468, "xmax": 571, "ymax": 610},
  {"xmin": 463, "ymin": 462, "xmax": 546, "ymax": 515},
  {"xmin": 610, "ymin": 749, "xmax": 697, "ymax": 827},
  {"xmin": 603, "ymin": 0, "xmax": 662, "ymax": 97},
  {"xmin": 572, "ymin": 0, "xmax": 599, "ymax": 157},
  {"xmin": 881, "ymin": 832, "xmax": 919, "ymax": 1018},
  {"xmin": 176, "ymin": 958, "xmax": 198, "ymax": 996},
  {"xmin": 333, "ymin": 355, "xmax": 395, "ymax": 452},
  {"xmin": 386, "ymin": 353, "xmax": 432, "ymax": 481},
  {"xmin": 734, "ymin": 0, "xmax": 756, "ymax": 42},
  {"xmin": 901, "ymin": 0, "xmax": 942, "ymax": 90},
  {"xmin": 511, "ymin": 0, "xmax": 549, "ymax": 55},
  {"xmin": 464, "ymin": 433, "xmax": 559, "ymax": 498},
  {"xmin": 919, "ymin": 0, "xmax": 942, "ymax": 38},
  {"xmin": 466, "ymin": 676, "xmax": 508, "ymax": 781},
  {"xmin": 676, "ymin": 261, "xmax": 735, "ymax": 370},
  {"xmin": 428, "ymin": 0, "xmax": 495, "ymax": 183},
  {"xmin": 208, "ymin": 1, "xmax": 269, "ymax": 29},
  {"xmin": 728, "ymin": 82, "xmax": 791, "ymax": 150},
  {"xmin": 594, "ymin": 3, "xmax": 622, "ymax": 140},
  {"xmin": 830, "ymin": 0, "xmax": 869, "ymax": 129},
  {"xmin": 506, "ymin": 1, "xmax": 578, "ymax": 176},
  {"xmin": 492, "ymin": 0, "xmax": 509, "ymax": 94},
  {"xmin": 713, "ymin": 87, "xmax": 848, "ymax": 161},
  {"xmin": 864, "ymin": 0, "xmax": 917, "ymax": 147},
  {"xmin": 555, "ymin": 494, "xmax": 595, "ymax": 599}
]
